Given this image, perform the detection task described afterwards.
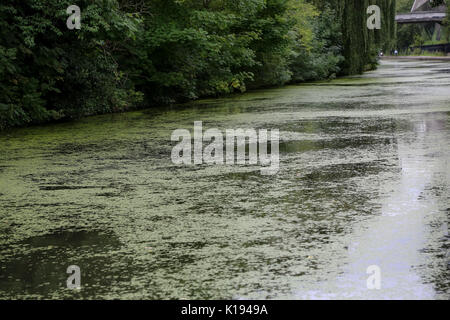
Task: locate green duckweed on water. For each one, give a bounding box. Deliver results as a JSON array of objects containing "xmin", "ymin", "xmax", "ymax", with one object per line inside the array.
[{"xmin": 0, "ymin": 60, "xmax": 449, "ymax": 299}]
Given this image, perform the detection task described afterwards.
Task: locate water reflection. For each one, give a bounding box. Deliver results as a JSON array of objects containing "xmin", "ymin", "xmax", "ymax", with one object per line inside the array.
[{"xmin": 295, "ymin": 114, "xmax": 448, "ymax": 299}]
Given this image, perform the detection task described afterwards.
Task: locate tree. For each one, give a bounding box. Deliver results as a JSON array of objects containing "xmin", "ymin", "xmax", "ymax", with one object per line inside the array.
[{"xmin": 0, "ymin": 0, "xmax": 398, "ymax": 129}]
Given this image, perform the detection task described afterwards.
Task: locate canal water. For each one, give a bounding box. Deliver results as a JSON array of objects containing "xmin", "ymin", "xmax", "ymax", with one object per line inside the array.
[{"xmin": 0, "ymin": 60, "xmax": 448, "ymax": 299}]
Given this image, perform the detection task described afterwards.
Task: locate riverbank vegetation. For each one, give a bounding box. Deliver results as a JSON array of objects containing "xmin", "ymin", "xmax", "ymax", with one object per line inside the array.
[
  {"xmin": 0, "ymin": 0, "xmax": 396, "ymax": 130},
  {"xmin": 445, "ymin": 1, "xmax": 450, "ymax": 41}
]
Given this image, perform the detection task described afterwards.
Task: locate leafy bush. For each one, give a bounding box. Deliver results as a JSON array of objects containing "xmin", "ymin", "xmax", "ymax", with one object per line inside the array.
[{"xmin": 0, "ymin": 0, "xmax": 397, "ymax": 130}]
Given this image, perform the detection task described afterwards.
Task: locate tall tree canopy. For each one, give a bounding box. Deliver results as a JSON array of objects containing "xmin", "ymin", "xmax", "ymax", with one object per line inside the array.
[{"xmin": 0, "ymin": 0, "xmax": 396, "ymax": 129}]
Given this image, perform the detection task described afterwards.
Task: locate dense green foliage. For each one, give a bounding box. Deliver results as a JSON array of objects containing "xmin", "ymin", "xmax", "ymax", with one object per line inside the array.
[
  {"xmin": 338, "ymin": 0, "xmax": 396, "ymax": 74},
  {"xmin": 0, "ymin": 0, "xmax": 396, "ymax": 129},
  {"xmin": 444, "ymin": 1, "xmax": 450, "ymax": 41},
  {"xmin": 0, "ymin": 0, "xmax": 143, "ymax": 128}
]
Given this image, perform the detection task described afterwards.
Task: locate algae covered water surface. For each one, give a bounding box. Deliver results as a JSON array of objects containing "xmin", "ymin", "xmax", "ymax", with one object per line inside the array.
[{"xmin": 0, "ymin": 60, "xmax": 449, "ymax": 299}]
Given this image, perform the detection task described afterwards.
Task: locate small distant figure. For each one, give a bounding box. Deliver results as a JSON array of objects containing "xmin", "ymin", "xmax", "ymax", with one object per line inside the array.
[
  {"xmin": 394, "ymin": 49, "xmax": 398, "ymax": 56},
  {"xmin": 379, "ymin": 51, "xmax": 384, "ymax": 57}
]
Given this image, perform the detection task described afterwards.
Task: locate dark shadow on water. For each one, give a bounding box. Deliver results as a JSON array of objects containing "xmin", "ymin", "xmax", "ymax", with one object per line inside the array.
[
  {"xmin": 21, "ymin": 229, "xmax": 122, "ymax": 248},
  {"xmin": 0, "ymin": 230, "xmax": 129, "ymax": 299},
  {"xmin": 39, "ymin": 185, "xmax": 104, "ymax": 191},
  {"xmin": 279, "ymin": 136, "xmax": 392, "ymax": 153},
  {"xmin": 302, "ymin": 161, "xmax": 386, "ymax": 182}
]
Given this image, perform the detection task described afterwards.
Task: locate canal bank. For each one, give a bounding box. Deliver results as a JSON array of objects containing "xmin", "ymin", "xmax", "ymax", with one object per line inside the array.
[{"xmin": 382, "ymin": 55, "xmax": 450, "ymax": 61}]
